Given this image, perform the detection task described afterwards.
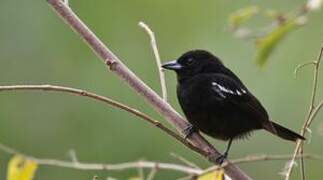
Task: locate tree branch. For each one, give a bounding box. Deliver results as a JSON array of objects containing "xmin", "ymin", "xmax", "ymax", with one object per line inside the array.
[
  {"xmin": 1, "ymin": 142, "xmax": 321, "ymax": 179},
  {"xmin": 284, "ymin": 45, "xmax": 323, "ymax": 180},
  {"xmin": 0, "ymin": 84, "xmax": 202, "ymax": 155},
  {"xmin": 170, "ymin": 153, "xmax": 200, "ymax": 169},
  {"xmin": 0, "ymin": 143, "xmax": 202, "ymax": 175},
  {"xmin": 33, "ymin": 159, "xmax": 202, "ymax": 175},
  {"xmin": 46, "ymin": 0, "xmax": 251, "ymax": 179},
  {"xmin": 202, "ymin": 153, "xmax": 323, "ymax": 176},
  {"xmin": 139, "ymin": 21, "xmax": 167, "ymax": 101}
]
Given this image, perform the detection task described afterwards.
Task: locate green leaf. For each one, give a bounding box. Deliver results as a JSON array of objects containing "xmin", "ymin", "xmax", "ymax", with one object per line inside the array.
[
  {"xmin": 255, "ymin": 17, "xmax": 306, "ymax": 66},
  {"xmin": 229, "ymin": 6, "xmax": 259, "ymax": 29}
]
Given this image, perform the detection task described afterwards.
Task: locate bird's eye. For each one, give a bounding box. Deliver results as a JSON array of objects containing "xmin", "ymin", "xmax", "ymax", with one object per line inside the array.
[{"xmin": 186, "ymin": 58, "xmax": 194, "ymax": 65}]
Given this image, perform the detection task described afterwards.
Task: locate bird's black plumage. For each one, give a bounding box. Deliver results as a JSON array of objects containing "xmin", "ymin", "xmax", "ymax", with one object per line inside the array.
[{"xmin": 162, "ymin": 50, "xmax": 305, "ymax": 163}]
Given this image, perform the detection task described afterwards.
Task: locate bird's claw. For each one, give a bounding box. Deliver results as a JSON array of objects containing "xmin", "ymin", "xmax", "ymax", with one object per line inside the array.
[
  {"xmin": 215, "ymin": 152, "xmax": 228, "ymax": 165},
  {"xmin": 182, "ymin": 124, "xmax": 196, "ymax": 139}
]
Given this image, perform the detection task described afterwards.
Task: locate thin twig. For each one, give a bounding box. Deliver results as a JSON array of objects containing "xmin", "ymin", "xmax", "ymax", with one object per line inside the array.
[
  {"xmin": 0, "ymin": 85, "xmax": 200, "ymax": 155},
  {"xmin": 0, "ymin": 142, "xmax": 203, "ymax": 175},
  {"xmin": 146, "ymin": 167, "xmax": 158, "ymax": 180},
  {"xmin": 2, "ymin": 141, "xmax": 199, "ymax": 178},
  {"xmin": 68, "ymin": 149, "xmax": 79, "ymax": 163},
  {"xmin": 139, "ymin": 21, "xmax": 167, "ymax": 101},
  {"xmin": 2, "ymin": 142, "xmax": 322, "ymax": 178},
  {"xmin": 232, "ymin": 154, "xmax": 323, "ymax": 164},
  {"xmin": 284, "ymin": 46, "xmax": 323, "ymax": 180},
  {"xmin": 33, "ymin": 158, "xmax": 203, "ymax": 175},
  {"xmin": 0, "ymin": 143, "xmax": 22, "ymax": 155},
  {"xmin": 307, "ymin": 99, "xmax": 323, "ymax": 127},
  {"xmin": 46, "ymin": 1, "xmax": 250, "ymax": 179},
  {"xmin": 137, "ymin": 164, "xmax": 145, "ymax": 180},
  {"xmin": 170, "ymin": 153, "xmax": 200, "ymax": 169},
  {"xmin": 202, "ymin": 153, "xmax": 323, "ymax": 176},
  {"xmin": 300, "ymin": 151, "xmax": 306, "ymax": 180},
  {"xmin": 294, "ymin": 61, "xmax": 316, "ymax": 78}
]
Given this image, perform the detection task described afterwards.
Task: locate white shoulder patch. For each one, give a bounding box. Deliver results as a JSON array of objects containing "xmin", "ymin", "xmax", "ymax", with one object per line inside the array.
[{"xmin": 212, "ymin": 82, "xmax": 246, "ymax": 97}]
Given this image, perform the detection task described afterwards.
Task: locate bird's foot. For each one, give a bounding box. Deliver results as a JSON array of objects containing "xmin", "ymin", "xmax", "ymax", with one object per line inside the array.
[
  {"xmin": 182, "ymin": 124, "xmax": 196, "ymax": 139},
  {"xmin": 215, "ymin": 152, "xmax": 228, "ymax": 165}
]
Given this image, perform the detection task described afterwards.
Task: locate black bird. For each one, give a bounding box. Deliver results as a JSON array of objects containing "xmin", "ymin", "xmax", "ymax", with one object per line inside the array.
[{"xmin": 162, "ymin": 50, "xmax": 305, "ymax": 163}]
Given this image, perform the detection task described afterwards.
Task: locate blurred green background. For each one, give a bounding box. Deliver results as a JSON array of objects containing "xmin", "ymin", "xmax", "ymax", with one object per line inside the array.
[{"xmin": 0, "ymin": 0, "xmax": 322, "ymax": 179}]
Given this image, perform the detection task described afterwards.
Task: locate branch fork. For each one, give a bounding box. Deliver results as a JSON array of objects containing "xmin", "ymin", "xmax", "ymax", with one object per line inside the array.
[{"xmin": 46, "ymin": 0, "xmax": 250, "ymax": 179}]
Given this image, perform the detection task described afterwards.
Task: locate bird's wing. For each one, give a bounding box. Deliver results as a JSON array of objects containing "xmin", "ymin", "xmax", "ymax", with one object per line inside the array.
[
  {"xmin": 210, "ymin": 74, "xmax": 250, "ymax": 102},
  {"xmin": 210, "ymin": 74, "xmax": 275, "ymax": 130}
]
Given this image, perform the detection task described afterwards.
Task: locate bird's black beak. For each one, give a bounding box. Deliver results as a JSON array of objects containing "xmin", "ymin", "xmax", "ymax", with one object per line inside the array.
[{"xmin": 162, "ymin": 60, "xmax": 182, "ymax": 70}]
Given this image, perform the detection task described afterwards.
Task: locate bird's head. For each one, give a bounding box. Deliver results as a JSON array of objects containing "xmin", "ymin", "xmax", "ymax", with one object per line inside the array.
[{"xmin": 162, "ymin": 50, "xmax": 224, "ymax": 81}]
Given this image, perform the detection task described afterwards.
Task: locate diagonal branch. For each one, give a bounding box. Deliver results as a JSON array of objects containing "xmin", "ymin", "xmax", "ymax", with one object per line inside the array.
[
  {"xmin": 46, "ymin": 0, "xmax": 251, "ymax": 179},
  {"xmin": 139, "ymin": 21, "xmax": 168, "ymax": 101},
  {"xmin": 0, "ymin": 84, "xmax": 202, "ymax": 155}
]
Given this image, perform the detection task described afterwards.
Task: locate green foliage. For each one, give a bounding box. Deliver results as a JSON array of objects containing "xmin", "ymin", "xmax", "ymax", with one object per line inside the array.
[
  {"xmin": 229, "ymin": 6, "xmax": 259, "ymax": 29},
  {"xmin": 255, "ymin": 18, "xmax": 305, "ymax": 66}
]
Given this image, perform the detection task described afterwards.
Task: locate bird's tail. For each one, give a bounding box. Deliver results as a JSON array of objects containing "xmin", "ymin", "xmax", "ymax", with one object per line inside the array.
[{"xmin": 264, "ymin": 121, "xmax": 305, "ymax": 142}]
